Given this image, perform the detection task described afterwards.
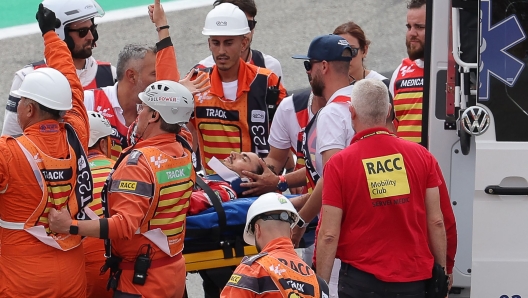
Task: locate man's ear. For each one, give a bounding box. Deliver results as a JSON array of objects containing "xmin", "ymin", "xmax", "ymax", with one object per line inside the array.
[
  {"xmin": 148, "ymin": 110, "xmax": 160, "ymax": 124},
  {"xmin": 125, "ymin": 68, "xmax": 137, "ymax": 85},
  {"xmin": 349, "ymin": 104, "xmax": 357, "ymax": 121},
  {"xmin": 241, "ymin": 36, "xmax": 249, "ymax": 52},
  {"xmin": 25, "ymin": 100, "xmax": 36, "ymax": 118},
  {"xmin": 208, "ymin": 37, "xmax": 213, "ymax": 51}
]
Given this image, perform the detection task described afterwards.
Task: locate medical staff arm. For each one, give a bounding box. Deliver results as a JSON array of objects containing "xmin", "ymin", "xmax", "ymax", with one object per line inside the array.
[
  {"xmin": 265, "ymin": 146, "xmax": 291, "ymax": 174},
  {"xmin": 240, "ymin": 161, "xmax": 307, "ymax": 196},
  {"xmin": 425, "ymin": 186, "xmax": 447, "ymax": 269},
  {"xmin": 291, "ymin": 178, "xmax": 323, "ymax": 246}
]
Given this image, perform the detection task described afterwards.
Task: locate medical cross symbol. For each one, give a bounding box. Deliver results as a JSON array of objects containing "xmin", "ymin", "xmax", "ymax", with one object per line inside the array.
[
  {"xmin": 150, "ymin": 154, "xmax": 167, "ymax": 168},
  {"xmin": 479, "ymin": 0, "xmax": 526, "ymax": 100},
  {"xmin": 269, "ymin": 264, "xmax": 286, "ymax": 276}
]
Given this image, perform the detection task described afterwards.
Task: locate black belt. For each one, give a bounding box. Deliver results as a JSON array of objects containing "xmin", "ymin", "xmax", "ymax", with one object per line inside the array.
[{"xmin": 340, "ymin": 262, "xmax": 426, "ymax": 293}]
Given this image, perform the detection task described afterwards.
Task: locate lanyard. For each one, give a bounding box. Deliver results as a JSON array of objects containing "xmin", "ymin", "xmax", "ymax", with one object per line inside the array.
[{"xmin": 353, "ymin": 130, "xmax": 394, "ymax": 143}]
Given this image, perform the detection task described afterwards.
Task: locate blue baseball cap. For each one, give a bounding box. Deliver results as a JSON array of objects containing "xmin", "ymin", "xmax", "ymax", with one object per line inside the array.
[{"xmin": 292, "ymin": 34, "xmax": 353, "ymax": 62}]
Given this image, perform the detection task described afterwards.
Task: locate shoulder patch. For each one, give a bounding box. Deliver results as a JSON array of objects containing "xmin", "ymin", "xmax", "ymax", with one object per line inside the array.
[
  {"xmin": 225, "ymin": 272, "xmax": 278, "ymax": 294},
  {"xmin": 242, "ymin": 251, "xmax": 268, "ymax": 265},
  {"xmin": 110, "ymin": 179, "xmax": 153, "ymax": 198},
  {"xmin": 126, "ymin": 150, "xmax": 143, "ymax": 165}
]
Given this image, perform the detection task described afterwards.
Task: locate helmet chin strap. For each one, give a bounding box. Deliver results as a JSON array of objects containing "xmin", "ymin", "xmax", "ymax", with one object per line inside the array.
[{"xmin": 105, "ymin": 136, "xmax": 112, "ymax": 159}]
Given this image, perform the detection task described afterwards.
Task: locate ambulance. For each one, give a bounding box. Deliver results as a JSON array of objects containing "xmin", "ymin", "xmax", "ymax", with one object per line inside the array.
[{"xmin": 427, "ymin": 0, "xmax": 528, "ymax": 296}]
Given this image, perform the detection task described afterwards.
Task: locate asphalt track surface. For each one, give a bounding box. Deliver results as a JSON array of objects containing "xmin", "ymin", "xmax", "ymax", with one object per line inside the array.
[{"xmin": 0, "ymin": 0, "xmax": 407, "ymax": 296}]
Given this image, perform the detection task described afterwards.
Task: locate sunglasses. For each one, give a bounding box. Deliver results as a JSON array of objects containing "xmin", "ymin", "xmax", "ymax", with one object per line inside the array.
[
  {"xmin": 69, "ymin": 24, "xmax": 97, "ymax": 38},
  {"xmin": 350, "ymin": 47, "xmax": 360, "ymax": 58},
  {"xmin": 247, "ymin": 19, "xmax": 257, "ymax": 31},
  {"xmin": 303, "ymin": 60, "xmax": 322, "ymax": 71}
]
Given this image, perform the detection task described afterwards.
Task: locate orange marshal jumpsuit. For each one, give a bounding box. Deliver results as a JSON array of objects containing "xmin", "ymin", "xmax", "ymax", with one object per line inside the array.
[
  {"xmin": 85, "ymin": 149, "xmax": 115, "ymax": 298},
  {"xmin": 0, "ymin": 32, "xmax": 90, "ymax": 297},
  {"xmin": 104, "ymin": 132, "xmax": 195, "ymax": 297},
  {"xmin": 221, "ymin": 237, "xmax": 329, "ymax": 297},
  {"xmin": 190, "ymin": 60, "xmax": 287, "ymax": 174}
]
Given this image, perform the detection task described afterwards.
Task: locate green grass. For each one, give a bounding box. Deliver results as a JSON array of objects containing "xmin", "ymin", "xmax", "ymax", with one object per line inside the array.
[{"xmin": 0, "ymin": 0, "xmax": 159, "ymax": 28}]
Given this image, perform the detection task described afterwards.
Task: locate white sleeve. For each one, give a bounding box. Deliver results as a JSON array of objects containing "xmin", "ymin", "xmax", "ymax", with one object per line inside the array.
[
  {"xmin": 110, "ymin": 65, "xmax": 117, "ymax": 82},
  {"xmin": 83, "ymin": 90, "xmax": 95, "ymax": 111},
  {"xmin": 268, "ymin": 96, "xmax": 297, "ymax": 150},
  {"xmin": 263, "ymin": 54, "xmax": 284, "ymax": 86},
  {"xmin": 2, "ymin": 67, "xmax": 32, "ymax": 136},
  {"xmin": 316, "ymin": 104, "xmax": 351, "ymax": 154},
  {"xmin": 389, "ymin": 64, "xmax": 402, "ymax": 98}
]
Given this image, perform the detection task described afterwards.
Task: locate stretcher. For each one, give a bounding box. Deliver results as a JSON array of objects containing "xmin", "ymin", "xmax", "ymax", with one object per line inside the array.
[{"xmin": 183, "ymin": 196, "xmax": 316, "ymax": 272}]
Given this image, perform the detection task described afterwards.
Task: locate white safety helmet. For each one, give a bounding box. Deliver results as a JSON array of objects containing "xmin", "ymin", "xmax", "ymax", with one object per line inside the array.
[
  {"xmin": 243, "ymin": 193, "xmax": 300, "ymax": 246},
  {"xmin": 88, "ymin": 111, "xmax": 112, "ymax": 147},
  {"xmin": 202, "ymin": 3, "xmax": 250, "ymax": 36},
  {"xmin": 12, "ymin": 67, "xmax": 72, "ymax": 111},
  {"xmin": 138, "ymin": 80, "xmax": 195, "ymax": 124},
  {"xmin": 41, "ymin": 0, "xmax": 105, "ymax": 40}
]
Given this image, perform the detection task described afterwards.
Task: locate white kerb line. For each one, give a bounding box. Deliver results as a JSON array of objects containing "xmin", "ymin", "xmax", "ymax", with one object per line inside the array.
[{"xmin": 0, "ymin": 0, "xmax": 215, "ymax": 41}]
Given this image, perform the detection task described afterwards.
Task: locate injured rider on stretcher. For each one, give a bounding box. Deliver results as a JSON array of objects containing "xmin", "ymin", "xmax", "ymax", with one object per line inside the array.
[{"xmin": 189, "ymin": 151, "xmax": 271, "ymax": 215}]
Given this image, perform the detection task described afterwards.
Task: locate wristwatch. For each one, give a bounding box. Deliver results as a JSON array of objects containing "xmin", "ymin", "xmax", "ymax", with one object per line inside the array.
[
  {"xmin": 297, "ymin": 217, "xmax": 309, "ymax": 228},
  {"xmin": 69, "ymin": 219, "xmax": 79, "ymax": 235},
  {"xmin": 277, "ymin": 175, "xmax": 289, "ymax": 192}
]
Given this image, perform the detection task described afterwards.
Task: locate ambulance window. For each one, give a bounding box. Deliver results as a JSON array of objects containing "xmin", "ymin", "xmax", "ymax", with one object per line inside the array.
[{"xmin": 479, "ymin": 1, "xmax": 528, "ymax": 142}]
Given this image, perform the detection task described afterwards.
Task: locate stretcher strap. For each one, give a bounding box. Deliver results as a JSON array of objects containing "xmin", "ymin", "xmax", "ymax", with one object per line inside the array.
[
  {"xmin": 0, "ymin": 219, "xmax": 24, "ymax": 230},
  {"xmin": 195, "ymin": 175, "xmax": 227, "ymax": 236}
]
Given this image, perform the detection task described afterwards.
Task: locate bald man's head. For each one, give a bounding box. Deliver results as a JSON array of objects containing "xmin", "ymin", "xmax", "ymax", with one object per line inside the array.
[{"xmin": 253, "ymin": 213, "xmax": 294, "ymax": 252}]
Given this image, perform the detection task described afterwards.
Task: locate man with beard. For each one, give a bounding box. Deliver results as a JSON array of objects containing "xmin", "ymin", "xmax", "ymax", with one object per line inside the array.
[
  {"xmin": 189, "ymin": 151, "xmax": 269, "ymax": 214},
  {"xmin": 389, "ymin": 0, "xmax": 426, "ymax": 144},
  {"xmin": 190, "ymin": 3, "xmax": 286, "ymax": 176},
  {"xmin": 195, "ymin": 0, "xmax": 283, "ymax": 82},
  {"xmin": 2, "ymin": 0, "xmax": 116, "ymax": 136},
  {"xmin": 221, "ymin": 192, "xmax": 330, "ymax": 298}
]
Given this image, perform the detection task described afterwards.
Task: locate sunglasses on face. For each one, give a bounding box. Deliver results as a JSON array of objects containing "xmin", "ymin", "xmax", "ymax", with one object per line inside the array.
[
  {"xmin": 350, "ymin": 47, "xmax": 359, "ymax": 58},
  {"xmin": 69, "ymin": 24, "xmax": 97, "ymax": 38},
  {"xmin": 247, "ymin": 19, "xmax": 257, "ymax": 30},
  {"xmin": 303, "ymin": 60, "xmax": 322, "ymax": 71}
]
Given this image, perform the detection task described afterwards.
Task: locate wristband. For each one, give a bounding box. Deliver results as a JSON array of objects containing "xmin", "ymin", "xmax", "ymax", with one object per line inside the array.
[
  {"xmin": 277, "ymin": 175, "xmax": 289, "ymax": 192},
  {"xmin": 156, "ymin": 25, "xmax": 170, "ymax": 32},
  {"xmin": 69, "ymin": 220, "xmax": 79, "ymax": 235}
]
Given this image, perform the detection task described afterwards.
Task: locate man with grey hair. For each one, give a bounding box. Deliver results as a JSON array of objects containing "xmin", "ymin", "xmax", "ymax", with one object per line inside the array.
[
  {"xmin": 84, "ymin": 43, "xmax": 157, "ymax": 160},
  {"xmin": 316, "ymin": 78, "xmax": 446, "ymax": 298}
]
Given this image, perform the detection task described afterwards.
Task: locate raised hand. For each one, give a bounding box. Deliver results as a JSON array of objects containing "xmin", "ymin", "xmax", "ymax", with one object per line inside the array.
[
  {"xmin": 36, "ymin": 3, "xmax": 57, "ymax": 36},
  {"xmin": 148, "ymin": 0, "xmax": 168, "ymax": 27}
]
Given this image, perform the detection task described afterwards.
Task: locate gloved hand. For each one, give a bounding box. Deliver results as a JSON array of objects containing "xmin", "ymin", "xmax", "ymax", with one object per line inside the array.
[{"xmin": 36, "ymin": 3, "xmax": 57, "ymax": 36}]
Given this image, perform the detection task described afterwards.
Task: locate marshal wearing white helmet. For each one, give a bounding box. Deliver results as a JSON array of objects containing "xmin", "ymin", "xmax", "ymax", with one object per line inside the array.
[
  {"xmin": 2, "ymin": 0, "xmax": 116, "ymax": 137},
  {"xmin": 0, "ymin": 3, "xmax": 95, "ymax": 296},
  {"xmin": 46, "ymin": 78, "xmax": 197, "ymax": 297},
  {"xmin": 221, "ymin": 193, "xmax": 330, "ymax": 297}
]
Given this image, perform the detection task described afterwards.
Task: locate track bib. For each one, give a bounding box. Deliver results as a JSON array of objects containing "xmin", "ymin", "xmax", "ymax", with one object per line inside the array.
[
  {"xmin": 199, "ymin": 122, "xmax": 242, "ymax": 174},
  {"xmin": 362, "ymin": 153, "xmax": 410, "ymax": 199}
]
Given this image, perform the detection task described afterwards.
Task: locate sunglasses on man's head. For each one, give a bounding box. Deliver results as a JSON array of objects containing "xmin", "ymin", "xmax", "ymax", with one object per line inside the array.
[
  {"xmin": 69, "ymin": 24, "xmax": 97, "ymax": 38},
  {"xmin": 247, "ymin": 20, "xmax": 257, "ymax": 31}
]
